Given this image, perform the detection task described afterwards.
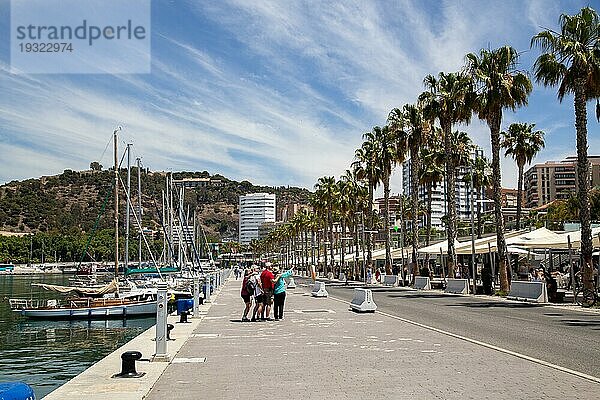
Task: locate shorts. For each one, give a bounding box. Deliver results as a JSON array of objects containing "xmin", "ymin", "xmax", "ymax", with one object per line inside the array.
[
  {"xmin": 241, "ymin": 294, "xmax": 251, "ymax": 303},
  {"xmin": 254, "ymin": 294, "xmax": 264, "ymax": 303},
  {"xmin": 262, "ymin": 289, "xmax": 273, "ymax": 305}
]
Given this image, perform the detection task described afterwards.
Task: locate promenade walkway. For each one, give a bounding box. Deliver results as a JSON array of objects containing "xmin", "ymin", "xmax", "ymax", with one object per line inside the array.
[{"xmin": 146, "ymin": 278, "xmax": 599, "ymax": 400}]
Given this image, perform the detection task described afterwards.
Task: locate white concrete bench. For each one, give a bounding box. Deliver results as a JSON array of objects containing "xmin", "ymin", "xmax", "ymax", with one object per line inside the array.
[
  {"xmin": 383, "ymin": 275, "xmax": 399, "ymax": 286},
  {"xmin": 444, "ymin": 279, "xmax": 469, "ymax": 294},
  {"xmin": 414, "ymin": 276, "xmax": 431, "ymax": 290},
  {"xmin": 507, "ymin": 281, "xmax": 548, "ymax": 303},
  {"xmin": 286, "ymin": 277, "xmax": 296, "ymax": 289},
  {"xmin": 311, "ymin": 281, "xmax": 328, "ymax": 297},
  {"xmin": 350, "ymin": 288, "xmax": 377, "ymax": 312}
]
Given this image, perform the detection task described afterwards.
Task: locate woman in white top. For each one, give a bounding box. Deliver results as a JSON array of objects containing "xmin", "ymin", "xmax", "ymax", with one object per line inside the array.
[{"xmin": 251, "ymin": 268, "xmax": 264, "ymax": 321}]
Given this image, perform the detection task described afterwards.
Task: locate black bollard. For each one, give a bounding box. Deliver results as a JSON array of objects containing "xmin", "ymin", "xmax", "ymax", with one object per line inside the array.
[
  {"xmin": 112, "ymin": 351, "xmax": 145, "ymax": 378},
  {"xmin": 179, "ymin": 310, "xmax": 189, "ymax": 323},
  {"xmin": 167, "ymin": 323, "xmax": 175, "ymax": 340}
]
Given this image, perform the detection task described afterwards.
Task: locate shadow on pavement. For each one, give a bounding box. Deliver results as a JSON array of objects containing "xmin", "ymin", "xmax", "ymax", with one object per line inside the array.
[
  {"xmin": 561, "ymin": 319, "xmax": 600, "ymax": 327},
  {"xmin": 445, "ymin": 302, "xmax": 542, "ymax": 308},
  {"xmin": 387, "ymin": 293, "xmax": 450, "ymax": 299}
]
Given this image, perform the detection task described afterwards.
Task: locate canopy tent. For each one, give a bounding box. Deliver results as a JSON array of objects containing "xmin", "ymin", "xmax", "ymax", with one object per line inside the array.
[
  {"xmin": 417, "ymin": 239, "xmax": 463, "ymax": 255},
  {"xmin": 554, "ymin": 227, "xmax": 600, "ymax": 249},
  {"xmin": 374, "ymin": 246, "xmax": 415, "ymax": 261},
  {"xmin": 454, "ymin": 230, "xmax": 527, "ymax": 255},
  {"xmin": 320, "ymin": 246, "xmax": 415, "ymax": 263},
  {"xmin": 455, "ymin": 227, "xmax": 600, "ymax": 254}
]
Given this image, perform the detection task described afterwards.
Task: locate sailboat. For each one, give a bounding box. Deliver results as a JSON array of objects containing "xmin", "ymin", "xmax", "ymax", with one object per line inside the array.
[{"xmin": 8, "ymin": 128, "xmax": 157, "ymax": 319}]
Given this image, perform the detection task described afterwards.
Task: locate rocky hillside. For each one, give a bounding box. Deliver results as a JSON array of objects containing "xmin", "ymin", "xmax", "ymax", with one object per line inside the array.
[{"xmin": 0, "ymin": 168, "xmax": 311, "ymax": 241}]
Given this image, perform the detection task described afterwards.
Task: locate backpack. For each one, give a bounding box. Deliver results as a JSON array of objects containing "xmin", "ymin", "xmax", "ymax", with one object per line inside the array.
[{"xmin": 246, "ymin": 278, "xmax": 256, "ymax": 295}]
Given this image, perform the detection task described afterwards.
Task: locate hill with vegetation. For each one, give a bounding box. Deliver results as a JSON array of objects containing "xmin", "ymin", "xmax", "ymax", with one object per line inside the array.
[{"xmin": 0, "ymin": 167, "xmax": 311, "ymax": 263}]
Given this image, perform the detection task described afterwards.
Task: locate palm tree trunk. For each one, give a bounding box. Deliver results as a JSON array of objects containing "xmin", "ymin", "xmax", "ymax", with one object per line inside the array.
[
  {"xmin": 328, "ymin": 211, "xmax": 334, "ymax": 276},
  {"xmin": 426, "ymin": 183, "xmax": 433, "ymax": 246},
  {"xmin": 323, "ymin": 224, "xmax": 328, "ymax": 276},
  {"xmin": 302, "ymin": 231, "xmax": 307, "ymax": 270},
  {"xmin": 489, "ymin": 112, "xmax": 509, "ymax": 292},
  {"xmin": 410, "ymin": 147, "xmax": 420, "ymax": 268},
  {"xmin": 384, "ymin": 174, "xmax": 392, "ymax": 274},
  {"xmin": 442, "ymin": 121, "xmax": 457, "ymax": 278},
  {"xmin": 574, "ymin": 78, "xmax": 594, "ymax": 295},
  {"xmin": 311, "ymin": 230, "xmax": 315, "ymax": 267},
  {"xmin": 516, "ymin": 162, "xmax": 524, "ymax": 230},
  {"xmin": 476, "ymin": 188, "xmax": 483, "ymax": 238},
  {"xmin": 341, "ymin": 221, "xmax": 346, "ymax": 273},
  {"xmin": 355, "ymin": 219, "xmax": 360, "ymax": 280},
  {"xmin": 367, "ymin": 183, "xmax": 374, "ymax": 269}
]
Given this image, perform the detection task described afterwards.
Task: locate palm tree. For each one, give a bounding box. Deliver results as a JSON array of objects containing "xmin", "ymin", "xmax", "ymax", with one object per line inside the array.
[
  {"xmin": 501, "ymin": 123, "xmax": 545, "ymax": 230},
  {"xmin": 532, "ymin": 7, "xmax": 600, "ymax": 300},
  {"xmin": 309, "ymin": 191, "xmax": 327, "ymax": 274},
  {"xmin": 466, "ymin": 155, "xmax": 492, "ymax": 238},
  {"xmin": 466, "ymin": 46, "xmax": 532, "ymax": 293},
  {"xmin": 337, "ymin": 178, "xmax": 351, "ymax": 272},
  {"xmin": 314, "ymin": 176, "xmax": 337, "ymax": 276},
  {"xmin": 340, "ymin": 169, "xmax": 367, "ymax": 279},
  {"xmin": 353, "ymin": 136, "xmax": 381, "ymax": 271},
  {"xmin": 419, "ymin": 72, "xmax": 474, "ymax": 278},
  {"xmin": 419, "ymin": 128, "xmax": 445, "ymax": 246},
  {"xmin": 388, "ymin": 104, "xmax": 428, "ymax": 268},
  {"xmin": 371, "ymin": 125, "xmax": 407, "ymax": 274}
]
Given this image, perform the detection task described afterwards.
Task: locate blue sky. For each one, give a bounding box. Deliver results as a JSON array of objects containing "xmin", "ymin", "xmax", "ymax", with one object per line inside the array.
[{"xmin": 1, "ymin": 0, "xmax": 599, "ymax": 193}]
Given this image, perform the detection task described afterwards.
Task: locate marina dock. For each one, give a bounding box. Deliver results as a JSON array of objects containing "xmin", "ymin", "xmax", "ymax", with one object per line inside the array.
[{"xmin": 43, "ymin": 277, "xmax": 600, "ymax": 399}]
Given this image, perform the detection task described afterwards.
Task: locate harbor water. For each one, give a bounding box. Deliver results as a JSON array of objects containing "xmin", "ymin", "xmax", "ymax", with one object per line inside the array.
[{"xmin": 0, "ymin": 274, "xmax": 154, "ymax": 399}]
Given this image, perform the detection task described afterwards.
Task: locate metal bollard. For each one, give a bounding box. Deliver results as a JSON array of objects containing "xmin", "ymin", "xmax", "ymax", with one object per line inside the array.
[
  {"xmin": 193, "ymin": 277, "xmax": 200, "ymax": 318},
  {"xmin": 153, "ymin": 282, "xmax": 169, "ymax": 361},
  {"xmin": 167, "ymin": 323, "xmax": 175, "ymax": 340},
  {"xmin": 112, "ymin": 351, "xmax": 145, "ymax": 378},
  {"xmin": 179, "ymin": 310, "xmax": 189, "ymax": 323},
  {"xmin": 204, "ymin": 278, "xmax": 211, "ymax": 303}
]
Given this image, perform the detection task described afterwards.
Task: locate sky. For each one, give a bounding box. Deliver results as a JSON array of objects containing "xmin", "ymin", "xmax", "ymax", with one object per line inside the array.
[{"xmin": 1, "ymin": 0, "xmax": 599, "ymax": 195}]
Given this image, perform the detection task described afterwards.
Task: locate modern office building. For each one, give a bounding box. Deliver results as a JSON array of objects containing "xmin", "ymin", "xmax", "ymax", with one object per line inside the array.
[
  {"xmin": 239, "ymin": 193, "xmax": 276, "ymax": 244},
  {"xmin": 401, "ymin": 147, "xmax": 485, "ymax": 230},
  {"xmin": 524, "ymin": 156, "xmax": 600, "ymax": 208}
]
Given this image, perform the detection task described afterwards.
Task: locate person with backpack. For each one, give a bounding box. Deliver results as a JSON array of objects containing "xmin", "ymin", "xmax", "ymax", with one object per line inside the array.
[{"xmin": 240, "ymin": 269, "xmax": 253, "ymax": 322}]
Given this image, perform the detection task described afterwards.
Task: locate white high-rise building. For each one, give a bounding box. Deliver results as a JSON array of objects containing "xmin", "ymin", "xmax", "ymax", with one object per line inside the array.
[
  {"xmin": 402, "ymin": 147, "xmax": 484, "ymax": 230},
  {"xmin": 239, "ymin": 193, "xmax": 276, "ymax": 244}
]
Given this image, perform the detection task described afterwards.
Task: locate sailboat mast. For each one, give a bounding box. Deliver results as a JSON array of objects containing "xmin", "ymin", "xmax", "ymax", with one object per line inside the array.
[
  {"xmin": 137, "ymin": 157, "xmax": 142, "ymax": 268},
  {"xmin": 113, "ymin": 128, "xmax": 120, "ymax": 284},
  {"xmin": 124, "ymin": 144, "xmax": 132, "ymax": 273},
  {"xmin": 162, "ymin": 189, "xmax": 166, "ymax": 264}
]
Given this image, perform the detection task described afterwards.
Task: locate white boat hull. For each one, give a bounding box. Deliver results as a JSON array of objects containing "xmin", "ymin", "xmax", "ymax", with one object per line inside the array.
[{"xmin": 15, "ymin": 301, "xmax": 156, "ymax": 319}]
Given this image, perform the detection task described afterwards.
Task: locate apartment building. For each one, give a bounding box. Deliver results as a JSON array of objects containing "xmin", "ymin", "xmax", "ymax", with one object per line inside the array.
[
  {"xmin": 524, "ymin": 156, "xmax": 600, "ymax": 208},
  {"xmin": 239, "ymin": 193, "xmax": 276, "ymax": 244},
  {"xmin": 400, "ymin": 147, "xmax": 485, "ymax": 230}
]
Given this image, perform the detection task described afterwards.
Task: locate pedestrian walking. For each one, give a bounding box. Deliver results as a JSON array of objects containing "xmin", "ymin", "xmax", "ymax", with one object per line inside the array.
[{"xmin": 273, "ymin": 266, "xmax": 293, "ymax": 320}]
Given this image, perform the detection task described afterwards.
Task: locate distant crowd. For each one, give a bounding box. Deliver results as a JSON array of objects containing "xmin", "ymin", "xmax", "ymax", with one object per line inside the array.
[{"xmin": 234, "ymin": 263, "xmax": 293, "ymax": 321}]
